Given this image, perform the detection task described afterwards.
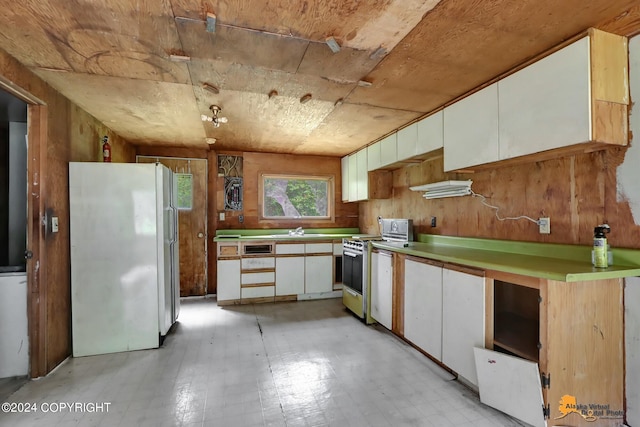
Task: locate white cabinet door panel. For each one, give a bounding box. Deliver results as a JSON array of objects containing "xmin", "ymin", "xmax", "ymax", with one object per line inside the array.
[
  {"xmin": 380, "ymin": 133, "xmax": 398, "ymax": 167},
  {"xmin": 404, "ymin": 260, "xmax": 443, "ymax": 360},
  {"xmin": 275, "ymin": 257, "xmax": 305, "ymax": 296},
  {"xmin": 442, "ymin": 268, "xmax": 485, "ymax": 386},
  {"xmin": 217, "ymin": 259, "xmax": 241, "ymax": 301},
  {"xmin": 367, "ymin": 141, "xmax": 381, "ymax": 171},
  {"xmin": 341, "ymin": 156, "xmax": 349, "ymax": 202},
  {"xmin": 444, "ymin": 83, "xmax": 499, "ymax": 171},
  {"xmin": 474, "ymin": 348, "xmax": 546, "ymax": 427},
  {"xmin": 347, "ymin": 154, "xmax": 357, "ymax": 202},
  {"xmin": 416, "ymin": 110, "xmax": 444, "ymax": 155},
  {"xmin": 397, "ymin": 123, "xmax": 418, "ymax": 160},
  {"xmin": 371, "ymin": 251, "xmax": 393, "ymax": 330},
  {"xmin": 499, "ymin": 36, "xmax": 590, "ymax": 159},
  {"xmin": 305, "ymin": 255, "xmax": 333, "ymax": 293},
  {"xmin": 355, "ymin": 149, "xmax": 368, "ymax": 201}
]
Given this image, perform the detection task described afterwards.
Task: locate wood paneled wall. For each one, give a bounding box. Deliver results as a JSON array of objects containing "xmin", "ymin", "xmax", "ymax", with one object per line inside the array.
[
  {"xmin": 0, "ymin": 46, "xmax": 134, "ymax": 377},
  {"xmin": 216, "ymin": 151, "xmax": 358, "ymax": 230},
  {"xmin": 360, "ymin": 146, "xmax": 640, "ymax": 248}
]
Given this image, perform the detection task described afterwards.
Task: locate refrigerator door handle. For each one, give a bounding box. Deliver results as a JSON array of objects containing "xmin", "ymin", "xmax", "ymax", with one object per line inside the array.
[
  {"xmin": 167, "ymin": 207, "xmax": 176, "ymax": 245},
  {"xmin": 171, "ymin": 206, "xmax": 179, "ymax": 244}
]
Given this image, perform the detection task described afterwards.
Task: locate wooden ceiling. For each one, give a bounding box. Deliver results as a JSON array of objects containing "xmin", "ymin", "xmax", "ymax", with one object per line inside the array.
[{"xmin": 0, "ymin": 0, "xmax": 639, "ymax": 156}]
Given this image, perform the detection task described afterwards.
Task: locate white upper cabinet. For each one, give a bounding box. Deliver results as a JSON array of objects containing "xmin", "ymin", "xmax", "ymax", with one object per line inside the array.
[
  {"xmin": 396, "ymin": 123, "xmax": 418, "ymax": 161},
  {"xmin": 379, "ymin": 133, "xmax": 398, "ymax": 168},
  {"xmin": 444, "ymin": 83, "xmax": 499, "ymax": 172},
  {"xmin": 341, "ymin": 156, "xmax": 349, "ymax": 202},
  {"xmin": 367, "ymin": 141, "xmax": 381, "ymax": 171},
  {"xmin": 347, "ymin": 153, "xmax": 358, "ymax": 202},
  {"xmin": 355, "ymin": 149, "xmax": 368, "ymax": 201},
  {"xmin": 416, "ymin": 110, "xmax": 444, "ymax": 155},
  {"xmin": 498, "ymin": 37, "xmax": 591, "ymax": 159}
]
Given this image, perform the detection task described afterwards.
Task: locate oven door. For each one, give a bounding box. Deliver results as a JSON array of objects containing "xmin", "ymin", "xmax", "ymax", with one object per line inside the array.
[{"xmin": 342, "ymin": 248, "xmax": 363, "ymax": 294}]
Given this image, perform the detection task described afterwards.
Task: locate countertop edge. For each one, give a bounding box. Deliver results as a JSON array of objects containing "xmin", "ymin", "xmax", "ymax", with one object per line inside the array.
[{"xmin": 371, "ymin": 241, "xmax": 640, "ymax": 282}]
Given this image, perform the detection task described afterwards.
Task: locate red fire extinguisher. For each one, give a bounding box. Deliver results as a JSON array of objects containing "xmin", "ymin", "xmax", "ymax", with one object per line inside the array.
[{"xmin": 102, "ymin": 135, "xmax": 111, "ymax": 162}]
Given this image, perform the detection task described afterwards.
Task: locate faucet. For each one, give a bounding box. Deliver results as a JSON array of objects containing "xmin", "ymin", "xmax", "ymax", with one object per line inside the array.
[{"xmin": 289, "ymin": 226, "xmax": 304, "ymax": 236}]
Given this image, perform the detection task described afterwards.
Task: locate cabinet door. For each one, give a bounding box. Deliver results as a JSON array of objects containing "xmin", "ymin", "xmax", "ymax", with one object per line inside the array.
[
  {"xmin": 355, "ymin": 149, "xmax": 368, "ymax": 201},
  {"xmin": 367, "ymin": 141, "xmax": 381, "ymax": 171},
  {"xmin": 371, "ymin": 251, "xmax": 393, "ymax": 330},
  {"xmin": 396, "ymin": 123, "xmax": 418, "ymax": 161},
  {"xmin": 442, "ymin": 268, "xmax": 485, "ymax": 386},
  {"xmin": 347, "ymin": 154, "xmax": 357, "ymax": 202},
  {"xmin": 275, "ymin": 257, "xmax": 305, "ymax": 296},
  {"xmin": 304, "ymin": 255, "xmax": 333, "ymax": 294},
  {"xmin": 217, "ymin": 259, "xmax": 240, "ymax": 301},
  {"xmin": 444, "ymin": 83, "xmax": 499, "ymax": 171},
  {"xmin": 341, "ymin": 156, "xmax": 349, "ymax": 202},
  {"xmin": 416, "ymin": 110, "xmax": 443, "ymax": 155},
  {"xmin": 404, "ymin": 259, "xmax": 443, "ymax": 361},
  {"xmin": 499, "ymin": 36, "xmax": 590, "ymax": 160},
  {"xmin": 379, "ymin": 133, "xmax": 397, "ymax": 167}
]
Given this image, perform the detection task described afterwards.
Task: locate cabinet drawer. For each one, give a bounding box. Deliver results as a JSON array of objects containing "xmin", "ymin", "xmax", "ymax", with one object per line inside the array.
[
  {"xmin": 305, "ymin": 243, "xmax": 332, "ymax": 254},
  {"xmin": 241, "ymin": 271, "xmax": 275, "ymax": 285},
  {"xmin": 241, "ymin": 257, "xmax": 275, "ymax": 270},
  {"xmin": 276, "ymin": 243, "xmax": 305, "ymax": 254},
  {"xmin": 241, "ymin": 286, "xmax": 275, "ymax": 299}
]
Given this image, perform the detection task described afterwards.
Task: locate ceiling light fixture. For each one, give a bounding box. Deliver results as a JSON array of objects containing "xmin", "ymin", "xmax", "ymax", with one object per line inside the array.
[
  {"xmin": 203, "ymin": 82, "xmax": 220, "ymax": 94},
  {"xmin": 268, "ymin": 90, "xmax": 278, "ymax": 99},
  {"xmin": 201, "ymin": 105, "xmax": 228, "ymax": 128},
  {"xmin": 325, "ymin": 36, "xmax": 341, "ymax": 53},
  {"xmin": 334, "ymin": 98, "xmax": 344, "ymax": 107},
  {"xmin": 206, "ymin": 12, "xmax": 217, "ymax": 33},
  {"xmin": 206, "ymin": 138, "xmax": 217, "ymax": 145},
  {"xmin": 370, "ymin": 46, "xmax": 387, "ymax": 60},
  {"xmin": 358, "ymin": 79, "xmax": 373, "ymax": 87},
  {"xmin": 300, "ymin": 93, "xmax": 312, "ymax": 104},
  {"xmin": 169, "ymin": 54, "xmax": 191, "ymax": 62}
]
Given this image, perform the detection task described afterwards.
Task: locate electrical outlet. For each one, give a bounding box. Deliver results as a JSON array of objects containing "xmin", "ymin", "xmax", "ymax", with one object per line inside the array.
[
  {"xmin": 431, "ymin": 216, "xmax": 437, "ymax": 227},
  {"xmin": 239, "ymin": 215, "xmax": 244, "ymax": 223},
  {"xmin": 51, "ymin": 217, "xmax": 59, "ymax": 233},
  {"xmin": 539, "ymin": 217, "xmax": 550, "ymax": 234},
  {"xmin": 219, "ymin": 212, "xmax": 225, "ymax": 221}
]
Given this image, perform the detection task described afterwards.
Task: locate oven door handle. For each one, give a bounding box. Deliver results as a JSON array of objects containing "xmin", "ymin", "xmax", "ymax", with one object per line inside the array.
[
  {"xmin": 343, "ymin": 250, "xmax": 359, "ymax": 257},
  {"xmin": 345, "ymin": 287, "xmax": 358, "ymax": 297}
]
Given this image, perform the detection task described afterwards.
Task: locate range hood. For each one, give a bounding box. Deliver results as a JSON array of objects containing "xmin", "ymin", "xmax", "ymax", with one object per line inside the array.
[{"xmin": 409, "ymin": 180, "xmax": 473, "ymax": 199}]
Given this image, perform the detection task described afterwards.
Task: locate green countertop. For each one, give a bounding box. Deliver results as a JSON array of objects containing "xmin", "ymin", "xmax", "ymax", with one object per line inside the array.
[
  {"xmin": 371, "ymin": 235, "xmax": 640, "ymax": 282},
  {"xmin": 213, "ymin": 228, "xmax": 360, "ymax": 242}
]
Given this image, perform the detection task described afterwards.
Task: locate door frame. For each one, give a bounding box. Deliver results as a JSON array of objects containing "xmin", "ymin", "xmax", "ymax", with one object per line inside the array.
[
  {"xmin": 0, "ymin": 76, "xmax": 48, "ymax": 378},
  {"xmin": 136, "ymin": 155, "xmax": 208, "ymax": 296}
]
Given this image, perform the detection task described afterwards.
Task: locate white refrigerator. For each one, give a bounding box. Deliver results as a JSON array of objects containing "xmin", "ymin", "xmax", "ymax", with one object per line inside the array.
[{"xmin": 69, "ymin": 162, "xmax": 180, "ymax": 357}]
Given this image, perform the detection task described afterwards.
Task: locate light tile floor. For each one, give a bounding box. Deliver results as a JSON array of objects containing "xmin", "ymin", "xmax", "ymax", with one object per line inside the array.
[{"xmin": 0, "ymin": 297, "xmax": 524, "ymax": 427}]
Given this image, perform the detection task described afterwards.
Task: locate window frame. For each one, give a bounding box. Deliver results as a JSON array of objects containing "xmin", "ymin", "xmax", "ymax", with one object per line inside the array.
[{"xmin": 258, "ymin": 173, "xmax": 334, "ymax": 221}]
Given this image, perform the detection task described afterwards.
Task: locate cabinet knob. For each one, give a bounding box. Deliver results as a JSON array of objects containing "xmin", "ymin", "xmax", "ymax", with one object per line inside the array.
[{"xmin": 197, "ymin": 232, "xmax": 204, "ymax": 238}]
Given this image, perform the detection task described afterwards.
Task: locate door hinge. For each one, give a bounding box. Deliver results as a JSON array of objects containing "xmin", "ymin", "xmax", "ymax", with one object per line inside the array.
[
  {"xmin": 543, "ymin": 403, "xmax": 550, "ymax": 419},
  {"xmin": 537, "ymin": 341, "xmax": 542, "ymax": 350},
  {"xmin": 538, "ymin": 295, "xmax": 542, "ymax": 304},
  {"xmin": 24, "ymin": 250, "xmax": 33, "ymax": 260},
  {"xmin": 541, "ymin": 372, "xmax": 551, "ymax": 389}
]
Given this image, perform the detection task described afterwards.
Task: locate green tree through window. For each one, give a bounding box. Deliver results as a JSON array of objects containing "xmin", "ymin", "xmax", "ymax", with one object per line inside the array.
[{"xmin": 262, "ymin": 175, "xmax": 331, "ymax": 219}]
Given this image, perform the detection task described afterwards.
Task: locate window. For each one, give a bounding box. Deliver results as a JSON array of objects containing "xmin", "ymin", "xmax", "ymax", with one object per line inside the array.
[
  {"xmin": 175, "ymin": 173, "xmax": 193, "ymax": 210},
  {"xmin": 260, "ymin": 174, "xmax": 333, "ymax": 220}
]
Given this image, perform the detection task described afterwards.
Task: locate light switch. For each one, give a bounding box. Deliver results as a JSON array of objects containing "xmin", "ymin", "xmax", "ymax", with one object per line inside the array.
[
  {"xmin": 51, "ymin": 216, "xmax": 59, "ymax": 233},
  {"xmin": 219, "ymin": 212, "xmax": 225, "ymax": 221}
]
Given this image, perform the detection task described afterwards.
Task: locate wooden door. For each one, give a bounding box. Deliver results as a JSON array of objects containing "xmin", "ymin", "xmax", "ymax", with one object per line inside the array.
[{"xmin": 138, "ymin": 156, "xmax": 207, "ymax": 296}]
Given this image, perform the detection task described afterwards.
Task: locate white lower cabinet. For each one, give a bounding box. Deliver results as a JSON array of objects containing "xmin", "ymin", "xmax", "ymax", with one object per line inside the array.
[
  {"xmin": 304, "ymin": 255, "xmax": 333, "ymax": 294},
  {"xmin": 217, "ymin": 259, "xmax": 240, "ymax": 301},
  {"xmin": 371, "ymin": 251, "xmax": 393, "ymax": 330},
  {"xmin": 276, "ymin": 256, "xmax": 305, "ymax": 296},
  {"xmin": 442, "ymin": 267, "xmax": 485, "ymax": 386},
  {"xmin": 403, "ymin": 258, "xmax": 442, "ymax": 361}
]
